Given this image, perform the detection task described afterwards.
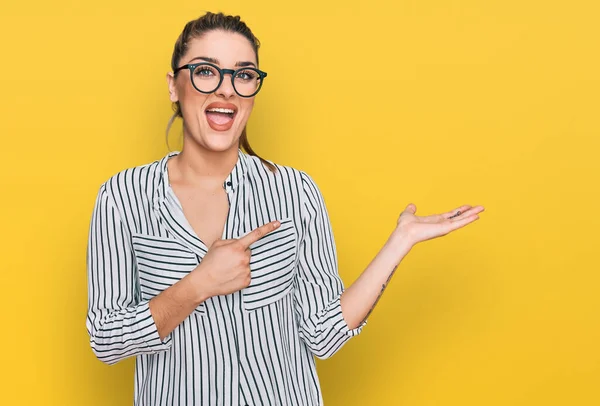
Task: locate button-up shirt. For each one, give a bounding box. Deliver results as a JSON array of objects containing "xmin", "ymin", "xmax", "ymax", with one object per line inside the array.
[{"xmin": 86, "ymin": 149, "xmax": 366, "ymax": 406}]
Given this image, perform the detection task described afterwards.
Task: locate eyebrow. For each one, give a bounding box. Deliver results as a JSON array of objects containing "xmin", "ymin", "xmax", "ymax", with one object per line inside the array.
[{"xmin": 188, "ymin": 56, "xmax": 256, "ymax": 68}]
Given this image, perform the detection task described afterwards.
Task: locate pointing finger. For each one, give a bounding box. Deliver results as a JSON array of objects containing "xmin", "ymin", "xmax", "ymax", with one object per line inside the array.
[{"xmin": 237, "ymin": 220, "xmax": 281, "ymax": 248}]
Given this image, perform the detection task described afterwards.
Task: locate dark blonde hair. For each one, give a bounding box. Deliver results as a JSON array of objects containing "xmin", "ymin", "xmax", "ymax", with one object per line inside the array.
[{"xmin": 166, "ymin": 11, "xmax": 276, "ymax": 172}]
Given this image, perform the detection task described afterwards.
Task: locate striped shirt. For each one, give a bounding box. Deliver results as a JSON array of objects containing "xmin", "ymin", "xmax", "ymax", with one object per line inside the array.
[{"xmin": 86, "ymin": 148, "xmax": 366, "ymax": 406}]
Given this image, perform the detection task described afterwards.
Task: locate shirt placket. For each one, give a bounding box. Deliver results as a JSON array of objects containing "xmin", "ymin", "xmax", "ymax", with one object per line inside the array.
[
  {"xmin": 223, "ymin": 174, "xmax": 248, "ymax": 406},
  {"xmin": 231, "ymin": 177, "xmax": 256, "ymax": 406}
]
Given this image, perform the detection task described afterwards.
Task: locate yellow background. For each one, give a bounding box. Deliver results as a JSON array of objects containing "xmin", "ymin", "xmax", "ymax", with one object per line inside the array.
[{"xmin": 1, "ymin": 0, "xmax": 599, "ymax": 404}]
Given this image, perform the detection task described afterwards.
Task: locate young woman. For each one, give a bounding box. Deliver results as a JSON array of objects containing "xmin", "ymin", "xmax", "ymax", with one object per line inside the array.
[{"xmin": 86, "ymin": 12, "xmax": 484, "ymax": 406}]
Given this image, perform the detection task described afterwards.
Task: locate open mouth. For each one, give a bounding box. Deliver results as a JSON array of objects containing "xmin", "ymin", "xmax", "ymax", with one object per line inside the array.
[{"xmin": 205, "ymin": 104, "xmax": 238, "ymax": 130}]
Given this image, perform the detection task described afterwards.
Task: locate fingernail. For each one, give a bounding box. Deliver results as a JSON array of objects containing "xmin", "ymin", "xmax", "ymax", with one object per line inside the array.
[{"xmin": 274, "ymin": 221, "xmax": 280, "ymax": 228}]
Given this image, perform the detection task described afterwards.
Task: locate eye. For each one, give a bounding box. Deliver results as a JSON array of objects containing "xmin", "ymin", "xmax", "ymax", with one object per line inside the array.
[
  {"xmin": 193, "ymin": 64, "xmax": 218, "ymax": 78},
  {"xmin": 235, "ymin": 69, "xmax": 257, "ymax": 81}
]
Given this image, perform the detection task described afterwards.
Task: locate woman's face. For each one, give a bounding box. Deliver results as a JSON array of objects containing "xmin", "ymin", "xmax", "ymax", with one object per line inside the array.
[{"xmin": 167, "ymin": 30, "xmax": 258, "ymax": 152}]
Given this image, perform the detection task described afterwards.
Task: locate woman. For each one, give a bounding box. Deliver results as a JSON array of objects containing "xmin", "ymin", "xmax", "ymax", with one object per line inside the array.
[{"xmin": 86, "ymin": 11, "xmax": 484, "ymax": 406}]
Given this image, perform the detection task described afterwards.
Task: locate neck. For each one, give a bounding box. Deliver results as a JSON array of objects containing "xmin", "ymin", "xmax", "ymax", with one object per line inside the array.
[{"xmin": 169, "ymin": 140, "xmax": 239, "ymax": 187}]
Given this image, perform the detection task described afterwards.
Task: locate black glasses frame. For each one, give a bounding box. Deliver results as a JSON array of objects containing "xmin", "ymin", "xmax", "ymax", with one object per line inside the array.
[{"xmin": 173, "ymin": 62, "xmax": 268, "ymax": 98}]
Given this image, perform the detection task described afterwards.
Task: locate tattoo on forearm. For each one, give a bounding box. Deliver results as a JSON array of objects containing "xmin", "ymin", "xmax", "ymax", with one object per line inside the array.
[{"xmin": 359, "ymin": 264, "xmax": 399, "ymax": 325}]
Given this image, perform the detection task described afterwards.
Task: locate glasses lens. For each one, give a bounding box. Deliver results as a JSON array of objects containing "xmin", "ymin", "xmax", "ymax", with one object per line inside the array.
[
  {"xmin": 233, "ymin": 69, "xmax": 262, "ymax": 96},
  {"xmin": 191, "ymin": 64, "xmax": 221, "ymax": 93}
]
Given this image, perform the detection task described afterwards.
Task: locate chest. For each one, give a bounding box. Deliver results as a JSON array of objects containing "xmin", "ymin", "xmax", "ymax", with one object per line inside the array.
[
  {"xmin": 171, "ymin": 183, "xmax": 230, "ymax": 248},
  {"xmin": 132, "ymin": 186, "xmax": 300, "ymax": 314}
]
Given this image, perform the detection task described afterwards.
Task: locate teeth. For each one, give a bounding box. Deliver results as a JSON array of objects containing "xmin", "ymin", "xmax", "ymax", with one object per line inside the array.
[{"xmin": 206, "ymin": 107, "xmax": 235, "ymax": 114}]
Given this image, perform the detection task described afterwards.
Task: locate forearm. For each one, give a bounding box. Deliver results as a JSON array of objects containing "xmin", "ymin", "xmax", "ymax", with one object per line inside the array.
[
  {"xmin": 340, "ymin": 230, "xmax": 413, "ymax": 329},
  {"xmin": 149, "ymin": 269, "xmax": 210, "ymax": 340},
  {"xmin": 88, "ymin": 269, "xmax": 209, "ymax": 364}
]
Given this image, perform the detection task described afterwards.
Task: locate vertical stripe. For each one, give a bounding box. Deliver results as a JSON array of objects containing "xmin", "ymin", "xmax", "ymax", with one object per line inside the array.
[{"xmin": 85, "ymin": 150, "xmax": 366, "ymax": 405}]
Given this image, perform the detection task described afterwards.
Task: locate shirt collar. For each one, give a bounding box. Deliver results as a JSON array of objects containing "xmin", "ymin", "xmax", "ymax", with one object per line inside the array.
[{"xmin": 154, "ymin": 148, "xmax": 249, "ymax": 208}]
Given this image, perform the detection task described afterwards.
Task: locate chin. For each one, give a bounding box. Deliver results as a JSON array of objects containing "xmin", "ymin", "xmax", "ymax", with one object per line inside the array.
[{"xmin": 200, "ymin": 130, "xmax": 241, "ymax": 152}]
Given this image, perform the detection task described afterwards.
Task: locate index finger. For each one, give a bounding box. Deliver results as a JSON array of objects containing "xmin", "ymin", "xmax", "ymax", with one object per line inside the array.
[{"xmin": 237, "ymin": 220, "xmax": 281, "ymax": 248}]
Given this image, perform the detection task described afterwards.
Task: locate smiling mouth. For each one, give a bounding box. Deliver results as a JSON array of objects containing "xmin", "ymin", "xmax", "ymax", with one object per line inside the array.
[{"xmin": 205, "ymin": 107, "xmax": 237, "ymax": 129}]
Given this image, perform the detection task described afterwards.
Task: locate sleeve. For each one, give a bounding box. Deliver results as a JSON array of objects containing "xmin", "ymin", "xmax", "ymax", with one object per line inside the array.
[
  {"xmin": 293, "ymin": 171, "xmax": 366, "ymax": 360},
  {"xmin": 86, "ymin": 184, "xmax": 172, "ymax": 365}
]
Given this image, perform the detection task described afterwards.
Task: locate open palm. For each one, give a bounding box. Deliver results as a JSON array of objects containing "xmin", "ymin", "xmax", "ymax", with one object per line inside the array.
[{"xmin": 397, "ymin": 203, "xmax": 485, "ymax": 246}]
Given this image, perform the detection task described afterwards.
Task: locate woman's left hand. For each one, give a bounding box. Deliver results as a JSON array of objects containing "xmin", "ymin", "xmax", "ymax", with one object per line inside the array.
[{"xmin": 394, "ymin": 203, "xmax": 485, "ymax": 247}]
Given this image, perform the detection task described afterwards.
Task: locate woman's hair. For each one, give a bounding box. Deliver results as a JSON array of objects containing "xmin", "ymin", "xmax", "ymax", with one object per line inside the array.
[{"xmin": 166, "ymin": 11, "xmax": 276, "ymax": 173}]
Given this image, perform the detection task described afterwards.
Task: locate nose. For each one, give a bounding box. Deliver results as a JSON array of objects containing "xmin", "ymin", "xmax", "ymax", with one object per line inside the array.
[{"xmin": 216, "ymin": 73, "xmax": 236, "ymax": 99}]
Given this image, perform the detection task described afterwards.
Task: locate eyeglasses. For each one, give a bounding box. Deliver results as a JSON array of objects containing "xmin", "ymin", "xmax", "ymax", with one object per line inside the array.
[{"xmin": 173, "ymin": 62, "xmax": 268, "ymax": 98}]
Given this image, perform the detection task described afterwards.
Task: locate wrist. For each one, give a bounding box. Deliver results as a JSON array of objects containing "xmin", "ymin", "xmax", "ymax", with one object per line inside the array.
[
  {"xmin": 389, "ymin": 227, "xmax": 415, "ymax": 247},
  {"xmin": 186, "ymin": 267, "xmax": 212, "ymax": 305},
  {"xmin": 383, "ymin": 229, "xmax": 414, "ymax": 264}
]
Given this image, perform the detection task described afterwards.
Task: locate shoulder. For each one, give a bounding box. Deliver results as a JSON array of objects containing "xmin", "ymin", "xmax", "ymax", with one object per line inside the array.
[
  {"xmin": 244, "ymin": 153, "xmax": 324, "ymax": 210},
  {"xmin": 97, "ymin": 155, "xmax": 165, "ymax": 207},
  {"xmin": 244, "ymin": 153, "xmax": 317, "ymax": 188}
]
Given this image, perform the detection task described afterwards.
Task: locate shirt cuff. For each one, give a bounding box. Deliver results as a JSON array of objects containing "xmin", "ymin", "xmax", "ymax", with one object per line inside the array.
[
  {"xmin": 136, "ymin": 301, "xmax": 173, "ymax": 351},
  {"xmin": 328, "ymin": 292, "xmax": 367, "ymax": 337}
]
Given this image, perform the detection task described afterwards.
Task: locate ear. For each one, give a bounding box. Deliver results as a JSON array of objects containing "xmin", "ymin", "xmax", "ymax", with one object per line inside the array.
[{"xmin": 166, "ymin": 72, "xmax": 179, "ymax": 102}]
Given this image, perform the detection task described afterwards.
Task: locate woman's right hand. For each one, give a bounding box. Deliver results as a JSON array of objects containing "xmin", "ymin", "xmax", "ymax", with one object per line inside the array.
[{"xmin": 191, "ymin": 220, "xmax": 281, "ymax": 300}]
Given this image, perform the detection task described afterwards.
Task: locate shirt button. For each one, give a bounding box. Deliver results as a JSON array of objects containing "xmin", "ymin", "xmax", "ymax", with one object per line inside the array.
[{"xmin": 226, "ymin": 181, "xmax": 232, "ymax": 186}]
